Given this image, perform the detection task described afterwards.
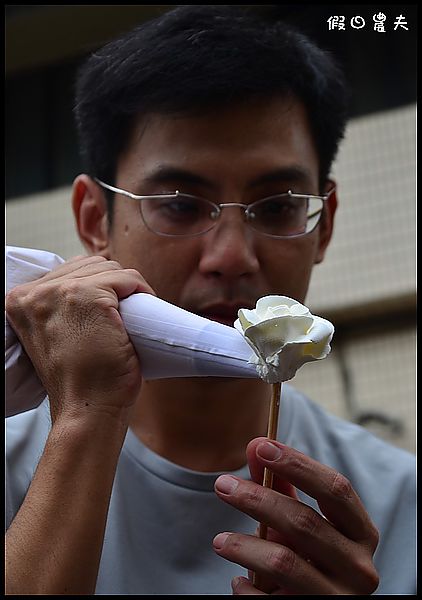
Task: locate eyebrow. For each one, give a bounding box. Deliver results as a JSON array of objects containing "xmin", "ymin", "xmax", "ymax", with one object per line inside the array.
[
  {"xmin": 142, "ymin": 167, "xmax": 217, "ymax": 190},
  {"xmin": 248, "ymin": 166, "xmax": 314, "ymax": 189},
  {"xmin": 141, "ymin": 165, "xmax": 314, "ymax": 191}
]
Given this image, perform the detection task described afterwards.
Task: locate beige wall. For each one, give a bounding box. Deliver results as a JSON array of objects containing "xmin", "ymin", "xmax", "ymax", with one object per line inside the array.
[
  {"xmin": 6, "ymin": 104, "xmax": 416, "ymax": 454},
  {"xmin": 308, "ymin": 104, "xmax": 416, "ymax": 313},
  {"xmin": 297, "ymin": 104, "xmax": 416, "ymax": 453}
]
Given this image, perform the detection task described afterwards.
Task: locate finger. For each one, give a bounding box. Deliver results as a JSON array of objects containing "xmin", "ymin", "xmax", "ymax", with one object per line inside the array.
[
  {"xmin": 81, "ymin": 268, "xmax": 155, "ymax": 299},
  {"xmin": 255, "ymin": 524, "xmax": 292, "ymax": 550},
  {"xmin": 5, "ymin": 256, "xmax": 106, "ymax": 305},
  {"xmin": 47, "ymin": 265, "xmax": 154, "ymax": 302},
  {"xmin": 41, "ymin": 258, "xmax": 128, "ymax": 285},
  {"xmin": 213, "ymin": 532, "xmax": 336, "ymax": 594},
  {"xmin": 50, "ymin": 259, "xmax": 156, "ymax": 298},
  {"xmin": 233, "ymin": 574, "xmax": 295, "ymax": 596},
  {"xmin": 34, "ymin": 255, "xmax": 109, "ymax": 281},
  {"xmin": 214, "ymin": 475, "xmax": 378, "ymax": 591},
  {"xmin": 248, "ymin": 530, "xmax": 293, "ymax": 595},
  {"xmin": 215, "ymin": 475, "xmax": 338, "ymax": 562},
  {"xmin": 231, "ymin": 576, "xmax": 266, "ymax": 595},
  {"xmin": 247, "ymin": 437, "xmax": 298, "ymax": 499},
  {"xmin": 62, "ymin": 253, "xmax": 91, "ymax": 263},
  {"xmin": 253, "ymin": 440, "xmax": 378, "ymax": 549},
  {"xmin": 6, "ymin": 268, "xmax": 154, "ymax": 335},
  {"xmin": 27, "ymin": 256, "xmax": 145, "ymax": 291}
]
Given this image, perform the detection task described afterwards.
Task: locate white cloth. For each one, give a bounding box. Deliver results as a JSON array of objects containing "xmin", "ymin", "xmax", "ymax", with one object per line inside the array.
[{"xmin": 5, "ymin": 246, "xmax": 258, "ymax": 417}]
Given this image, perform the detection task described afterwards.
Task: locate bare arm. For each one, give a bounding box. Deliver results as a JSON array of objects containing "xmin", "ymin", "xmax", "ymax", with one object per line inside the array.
[
  {"xmin": 5, "ymin": 256, "xmax": 155, "ymax": 594},
  {"xmin": 6, "ymin": 411, "xmax": 127, "ymax": 594}
]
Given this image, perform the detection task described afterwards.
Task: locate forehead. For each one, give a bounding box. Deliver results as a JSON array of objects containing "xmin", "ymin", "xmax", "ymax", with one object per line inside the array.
[{"xmin": 116, "ymin": 96, "xmax": 319, "ymax": 190}]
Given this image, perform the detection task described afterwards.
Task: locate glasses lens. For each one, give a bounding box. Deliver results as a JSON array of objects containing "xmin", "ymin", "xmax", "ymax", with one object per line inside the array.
[
  {"xmin": 248, "ymin": 195, "xmax": 323, "ymax": 237},
  {"xmin": 140, "ymin": 194, "xmax": 217, "ymax": 236}
]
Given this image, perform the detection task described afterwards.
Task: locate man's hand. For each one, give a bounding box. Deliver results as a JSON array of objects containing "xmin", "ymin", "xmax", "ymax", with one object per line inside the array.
[
  {"xmin": 6, "ymin": 254, "xmax": 155, "ymax": 424},
  {"xmin": 213, "ymin": 437, "xmax": 379, "ymax": 595},
  {"xmin": 5, "ymin": 255, "xmax": 156, "ymax": 595}
]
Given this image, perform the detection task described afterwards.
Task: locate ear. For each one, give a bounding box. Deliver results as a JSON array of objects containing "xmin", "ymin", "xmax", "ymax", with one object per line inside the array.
[
  {"xmin": 314, "ymin": 179, "xmax": 337, "ymax": 265},
  {"xmin": 72, "ymin": 174, "xmax": 111, "ymax": 258}
]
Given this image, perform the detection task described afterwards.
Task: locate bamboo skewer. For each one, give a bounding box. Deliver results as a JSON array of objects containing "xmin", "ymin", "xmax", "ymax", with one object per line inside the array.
[{"xmin": 253, "ymin": 381, "xmax": 282, "ymax": 590}]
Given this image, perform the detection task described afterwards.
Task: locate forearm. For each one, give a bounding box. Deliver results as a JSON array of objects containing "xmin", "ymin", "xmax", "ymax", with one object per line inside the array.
[{"xmin": 5, "ymin": 405, "xmax": 129, "ymax": 595}]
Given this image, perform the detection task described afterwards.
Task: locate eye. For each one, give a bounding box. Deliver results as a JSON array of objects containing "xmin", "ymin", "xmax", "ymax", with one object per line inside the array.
[
  {"xmin": 251, "ymin": 196, "xmax": 304, "ymax": 221},
  {"xmin": 163, "ymin": 197, "xmax": 199, "ymax": 216},
  {"xmin": 266, "ymin": 199, "xmax": 294, "ymax": 214},
  {"xmin": 145, "ymin": 194, "xmax": 213, "ymax": 225},
  {"xmin": 154, "ymin": 195, "xmax": 196, "ymax": 218}
]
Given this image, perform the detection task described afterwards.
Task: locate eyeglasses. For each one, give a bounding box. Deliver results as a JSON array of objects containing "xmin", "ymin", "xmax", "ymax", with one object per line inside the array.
[{"xmin": 94, "ymin": 178, "xmax": 335, "ymax": 239}]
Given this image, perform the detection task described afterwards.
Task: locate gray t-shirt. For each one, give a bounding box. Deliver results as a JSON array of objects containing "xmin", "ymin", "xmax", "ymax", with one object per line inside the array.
[{"xmin": 6, "ymin": 385, "xmax": 416, "ymax": 594}]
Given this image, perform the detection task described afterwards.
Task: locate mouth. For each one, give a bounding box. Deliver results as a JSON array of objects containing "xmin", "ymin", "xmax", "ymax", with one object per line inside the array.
[
  {"xmin": 197, "ymin": 303, "xmax": 254, "ymax": 327},
  {"xmin": 201, "ymin": 314, "xmax": 237, "ymax": 327}
]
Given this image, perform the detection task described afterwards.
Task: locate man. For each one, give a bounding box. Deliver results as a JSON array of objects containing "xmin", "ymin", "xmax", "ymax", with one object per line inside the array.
[{"xmin": 5, "ymin": 6, "xmax": 415, "ymax": 595}]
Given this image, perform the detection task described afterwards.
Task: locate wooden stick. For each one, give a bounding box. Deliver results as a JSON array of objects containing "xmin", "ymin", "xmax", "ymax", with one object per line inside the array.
[{"xmin": 253, "ymin": 381, "xmax": 282, "ymax": 590}]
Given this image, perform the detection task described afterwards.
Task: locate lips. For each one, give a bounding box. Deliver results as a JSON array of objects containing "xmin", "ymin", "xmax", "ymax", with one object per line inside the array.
[{"xmin": 198, "ymin": 303, "xmax": 255, "ymax": 327}]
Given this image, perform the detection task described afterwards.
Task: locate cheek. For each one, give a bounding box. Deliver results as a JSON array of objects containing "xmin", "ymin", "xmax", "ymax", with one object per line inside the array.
[
  {"xmin": 147, "ymin": 243, "xmax": 197, "ymax": 299},
  {"xmin": 263, "ymin": 237, "xmax": 319, "ymax": 297},
  {"xmin": 113, "ymin": 222, "xmax": 200, "ymax": 301}
]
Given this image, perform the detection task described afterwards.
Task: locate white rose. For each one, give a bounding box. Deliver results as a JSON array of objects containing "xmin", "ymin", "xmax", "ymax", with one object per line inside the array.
[{"xmin": 234, "ymin": 295, "xmax": 334, "ymax": 383}]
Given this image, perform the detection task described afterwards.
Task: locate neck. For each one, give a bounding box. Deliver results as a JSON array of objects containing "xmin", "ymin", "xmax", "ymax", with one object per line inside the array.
[{"xmin": 129, "ymin": 377, "xmax": 271, "ymax": 472}]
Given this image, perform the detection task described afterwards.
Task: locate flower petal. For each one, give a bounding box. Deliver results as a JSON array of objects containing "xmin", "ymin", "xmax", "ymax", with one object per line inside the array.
[{"xmin": 234, "ymin": 296, "xmax": 334, "ymax": 383}]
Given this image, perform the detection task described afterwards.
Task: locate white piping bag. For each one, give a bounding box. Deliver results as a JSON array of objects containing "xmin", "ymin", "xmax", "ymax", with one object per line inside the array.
[{"xmin": 5, "ymin": 246, "xmax": 258, "ymax": 417}]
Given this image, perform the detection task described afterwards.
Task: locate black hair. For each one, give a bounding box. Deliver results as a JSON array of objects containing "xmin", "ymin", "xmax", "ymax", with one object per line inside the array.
[{"xmin": 74, "ymin": 5, "xmax": 349, "ymax": 215}]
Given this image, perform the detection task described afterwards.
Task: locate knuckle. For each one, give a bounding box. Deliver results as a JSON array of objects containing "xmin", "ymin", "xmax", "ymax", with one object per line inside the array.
[
  {"xmin": 352, "ymin": 554, "xmax": 380, "ymax": 593},
  {"xmin": 107, "ymin": 259, "xmax": 123, "ymax": 270},
  {"xmin": 71, "ymin": 254, "xmax": 88, "ymax": 261},
  {"xmin": 124, "ymin": 268, "xmax": 143, "ymax": 280},
  {"xmin": 367, "ymin": 522, "xmax": 380, "ymax": 551},
  {"xmin": 83, "ymin": 254, "xmax": 107, "ymax": 264},
  {"xmin": 283, "ymin": 451, "xmax": 307, "ymax": 478},
  {"xmin": 329, "ymin": 472, "xmax": 353, "ymax": 500},
  {"xmin": 6, "ymin": 284, "xmax": 49, "ymax": 321},
  {"xmin": 365, "ymin": 565, "xmax": 380, "ymax": 593},
  {"xmin": 365, "ymin": 567, "xmax": 380, "ymax": 593},
  {"xmin": 267, "ymin": 546, "xmax": 296, "ymax": 578},
  {"xmin": 292, "ymin": 505, "xmax": 320, "ymax": 537},
  {"xmin": 124, "ymin": 268, "xmax": 140, "ymax": 276},
  {"xmin": 5, "ymin": 286, "xmax": 23, "ymax": 314},
  {"xmin": 31, "ymin": 284, "xmax": 64, "ymax": 321},
  {"xmin": 59, "ymin": 279, "xmax": 83, "ymax": 301},
  {"xmin": 91, "ymin": 255, "xmax": 108, "ymax": 262},
  {"xmin": 244, "ymin": 484, "xmax": 265, "ymax": 510},
  {"xmin": 225, "ymin": 534, "xmax": 242, "ymax": 553}
]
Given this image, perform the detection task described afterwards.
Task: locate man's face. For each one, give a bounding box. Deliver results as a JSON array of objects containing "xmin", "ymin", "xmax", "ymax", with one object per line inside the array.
[{"xmin": 96, "ymin": 97, "xmax": 336, "ymax": 325}]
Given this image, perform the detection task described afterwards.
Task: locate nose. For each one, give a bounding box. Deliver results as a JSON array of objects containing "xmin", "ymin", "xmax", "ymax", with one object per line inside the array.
[{"xmin": 198, "ymin": 209, "xmax": 260, "ymax": 280}]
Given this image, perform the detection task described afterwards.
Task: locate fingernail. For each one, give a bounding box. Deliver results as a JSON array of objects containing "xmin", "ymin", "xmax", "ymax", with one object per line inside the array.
[
  {"xmin": 213, "ymin": 532, "xmax": 230, "ymax": 550},
  {"xmin": 215, "ymin": 474, "xmax": 239, "ymax": 495},
  {"xmin": 257, "ymin": 441, "xmax": 282, "ymax": 461}
]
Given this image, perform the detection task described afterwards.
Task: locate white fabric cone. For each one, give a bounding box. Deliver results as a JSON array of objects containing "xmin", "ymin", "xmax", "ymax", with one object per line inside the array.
[{"xmin": 5, "ymin": 246, "xmax": 258, "ymax": 417}]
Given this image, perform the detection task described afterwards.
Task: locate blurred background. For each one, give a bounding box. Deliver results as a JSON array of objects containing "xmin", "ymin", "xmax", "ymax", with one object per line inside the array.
[{"xmin": 5, "ymin": 5, "xmax": 416, "ymax": 453}]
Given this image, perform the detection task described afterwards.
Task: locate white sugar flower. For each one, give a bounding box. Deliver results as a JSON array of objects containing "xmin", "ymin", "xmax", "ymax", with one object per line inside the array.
[{"xmin": 234, "ymin": 295, "xmax": 334, "ymax": 383}]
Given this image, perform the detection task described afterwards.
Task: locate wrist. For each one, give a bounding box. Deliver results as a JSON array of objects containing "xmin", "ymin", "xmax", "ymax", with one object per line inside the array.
[
  {"xmin": 43, "ymin": 405, "xmax": 129, "ymax": 496},
  {"xmin": 48, "ymin": 393, "xmax": 135, "ymax": 433},
  {"xmin": 49, "ymin": 400, "xmax": 131, "ymax": 450}
]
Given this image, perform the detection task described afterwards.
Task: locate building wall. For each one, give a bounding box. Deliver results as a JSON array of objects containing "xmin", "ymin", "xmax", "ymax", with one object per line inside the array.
[
  {"xmin": 294, "ymin": 103, "xmax": 416, "ymax": 454},
  {"xmin": 6, "ymin": 103, "xmax": 416, "ymax": 453}
]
